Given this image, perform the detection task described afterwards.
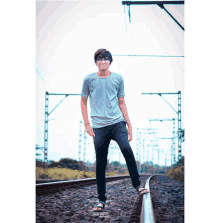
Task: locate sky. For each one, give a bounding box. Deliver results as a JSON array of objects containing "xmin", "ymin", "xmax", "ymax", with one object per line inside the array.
[{"xmin": 36, "ymin": 0, "xmax": 184, "ymax": 166}]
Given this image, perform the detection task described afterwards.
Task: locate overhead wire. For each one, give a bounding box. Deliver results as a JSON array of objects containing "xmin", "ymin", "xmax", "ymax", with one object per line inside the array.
[
  {"xmin": 112, "ymin": 54, "xmax": 184, "ymax": 57},
  {"xmin": 35, "ymin": 67, "xmax": 51, "ymax": 92},
  {"xmin": 123, "ymin": 2, "xmax": 130, "ymax": 55}
]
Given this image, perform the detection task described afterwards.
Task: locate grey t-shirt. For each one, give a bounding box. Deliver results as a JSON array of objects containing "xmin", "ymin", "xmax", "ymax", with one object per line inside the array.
[{"xmin": 81, "ymin": 72, "xmax": 126, "ymax": 128}]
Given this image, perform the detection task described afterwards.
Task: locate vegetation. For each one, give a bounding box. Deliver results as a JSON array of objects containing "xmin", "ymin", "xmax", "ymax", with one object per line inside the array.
[
  {"xmin": 111, "ymin": 161, "xmax": 120, "ymax": 167},
  {"xmin": 36, "ymin": 155, "xmax": 131, "ymax": 179},
  {"xmin": 166, "ymin": 156, "xmax": 184, "ymax": 182},
  {"xmin": 36, "ymin": 167, "xmax": 125, "ymax": 180},
  {"xmin": 36, "ymin": 167, "xmax": 95, "ymax": 179},
  {"xmin": 49, "ymin": 158, "xmax": 79, "ymax": 170}
]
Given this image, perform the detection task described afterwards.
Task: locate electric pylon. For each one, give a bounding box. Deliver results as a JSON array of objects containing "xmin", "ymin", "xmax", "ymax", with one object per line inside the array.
[{"xmin": 78, "ymin": 120, "xmax": 83, "ymax": 161}]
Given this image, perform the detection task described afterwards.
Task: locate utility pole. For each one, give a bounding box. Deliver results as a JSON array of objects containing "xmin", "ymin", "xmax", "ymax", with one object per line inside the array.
[
  {"xmin": 172, "ymin": 118, "xmax": 176, "ymax": 164},
  {"xmin": 78, "ymin": 120, "xmax": 83, "ymax": 161},
  {"xmin": 136, "ymin": 128, "xmax": 158, "ymax": 172},
  {"xmin": 150, "ymin": 144, "xmax": 159, "ymax": 174},
  {"xmin": 155, "ymin": 137, "xmax": 173, "ymax": 166},
  {"xmin": 43, "ymin": 92, "xmax": 80, "ymax": 168},
  {"xmin": 44, "ymin": 92, "xmax": 49, "ymax": 168},
  {"xmin": 148, "ymin": 118, "xmax": 177, "ymax": 164},
  {"xmin": 148, "ymin": 143, "xmax": 159, "ymax": 174},
  {"xmin": 136, "ymin": 128, "xmax": 139, "ymax": 162},
  {"xmin": 165, "ymin": 151, "xmax": 167, "ymax": 171},
  {"xmin": 119, "ymin": 146, "xmax": 122, "ymax": 164},
  {"xmin": 122, "ymin": 1, "xmax": 185, "ymax": 31},
  {"xmin": 83, "ymin": 128, "xmax": 88, "ymax": 171},
  {"xmin": 142, "ymin": 92, "xmax": 183, "ymax": 161}
]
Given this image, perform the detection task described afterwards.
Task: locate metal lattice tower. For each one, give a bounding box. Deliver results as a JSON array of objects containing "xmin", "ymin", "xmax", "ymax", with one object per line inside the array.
[
  {"xmin": 138, "ymin": 131, "xmax": 144, "ymax": 165},
  {"xmin": 78, "ymin": 120, "xmax": 83, "ymax": 161},
  {"xmin": 151, "ymin": 144, "xmax": 159, "ymax": 173},
  {"xmin": 114, "ymin": 143, "xmax": 119, "ymax": 163},
  {"xmin": 165, "ymin": 151, "xmax": 167, "ymax": 168},
  {"xmin": 142, "ymin": 138, "xmax": 159, "ymax": 166},
  {"xmin": 43, "ymin": 92, "xmax": 49, "ymax": 167},
  {"xmin": 142, "ymin": 139, "xmax": 160, "ymax": 171},
  {"xmin": 178, "ymin": 92, "xmax": 182, "ymax": 160},
  {"xmin": 143, "ymin": 139, "xmax": 147, "ymax": 165},
  {"xmin": 137, "ymin": 128, "xmax": 158, "ymax": 159},
  {"xmin": 136, "ymin": 128, "xmax": 147, "ymax": 172},
  {"xmin": 143, "ymin": 92, "xmax": 183, "ymax": 161},
  {"xmin": 83, "ymin": 129, "xmax": 87, "ymax": 162},
  {"xmin": 143, "ymin": 137, "xmax": 158, "ymax": 170},
  {"xmin": 137, "ymin": 128, "xmax": 159, "ymax": 166},
  {"xmin": 172, "ymin": 118, "xmax": 176, "ymax": 164},
  {"xmin": 109, "ymin": 141, "xmax": 118, "ymax": 163},
  {"xmin": 155, "ymin": 137, "xmax": 173, "ymax": 167},
  {"xmin": 43, "ymin": 92, "xmax": 81, "ymax": 168},
  {"xmin": 94, "ymin": 146, "xmax": 96, "ymax": 163},
  {"xmin": 155, "ymin": 147, "xmax": 165, "ymax": 172},
  {"xmin": 109, "ymin": 143, "xmax": 113, "ymax": 163},
  {"xmin": 119, "ymin": 148, "xmax": 122, "ymax": 164},
  {"xmin": 147, "ymin": 144, "xmax": 150, "ymax": 166},
  {"xmin": 148, "ymin": 118, "xmax": 177, "ymax": 164},
  {"xmin": 136, "ymin": 129, "xmax": 139, "ymax": 161},
  {"xmin": 109, "ymin": 142, "xmax": 113, "ymax": 163}
]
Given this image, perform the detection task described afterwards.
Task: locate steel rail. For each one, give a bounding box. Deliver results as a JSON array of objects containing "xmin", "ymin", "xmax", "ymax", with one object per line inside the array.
[
  {"xmin": 36, "ymin": 174, "xmax": 150, "ymax": 185},
  {"xmin": 36, "ymin": 175, "xmax": 141, "ymax": 196},
  {"xmin": 36, "ymin": 175, "xmax": 131, "ymax": 186},
  {"xmin": 141, "ymin": 175, "xmax": 156, "ymax": 223}
]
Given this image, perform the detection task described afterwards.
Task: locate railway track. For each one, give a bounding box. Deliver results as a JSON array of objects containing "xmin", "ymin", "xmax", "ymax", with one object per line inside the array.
[
  {"xmin": 36, "ymin": 174, "xmax": 155, "ymax": 222},
  {"xmin": 36, "ymin": 174, "xmax": 183, "ymax": 222},
  {"xmin": 36, "ymin": 175, "xmax": 131, "ymax": 196}
]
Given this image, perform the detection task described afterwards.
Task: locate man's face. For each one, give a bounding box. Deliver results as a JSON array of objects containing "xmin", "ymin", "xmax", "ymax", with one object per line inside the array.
[{"xmin": 95, "ymin": 55, "xmax": 111, "ymax": 71}]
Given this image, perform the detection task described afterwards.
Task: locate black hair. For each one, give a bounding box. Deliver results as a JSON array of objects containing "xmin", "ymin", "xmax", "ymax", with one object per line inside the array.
[{"xmin": 94, "ymin": 48, "xmax": 113, "ymax": 65}]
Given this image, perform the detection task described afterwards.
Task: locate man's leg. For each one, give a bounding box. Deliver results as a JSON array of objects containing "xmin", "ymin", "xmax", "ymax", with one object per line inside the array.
[
  {"xmin": 93, "ymin": 126, "xmax": 111, "ymax": 203},
  {"xmin": 111, "ymin": 121, "xmax": 141, "ymax": 190}
]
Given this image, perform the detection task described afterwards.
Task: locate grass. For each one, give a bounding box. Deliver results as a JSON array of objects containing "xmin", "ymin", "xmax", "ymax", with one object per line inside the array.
[{"xmin": 36, "ymin": 167, "xmax": 129, "ymax": 180}]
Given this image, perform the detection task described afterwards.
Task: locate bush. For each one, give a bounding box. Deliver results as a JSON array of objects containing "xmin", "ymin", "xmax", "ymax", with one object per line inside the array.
[
  {"xmin": 106, "ymin": 171, "xmax": 116, "ymax": 176},
  {"xmin": 38, "ymin": 173, "xmax": 51, "ymax": 179},
  {"xmin": 48, "ymin": 158, "xmax": 79, "ymax": 170},
  {"xmin": 36, "ymin": 167, "xmax": 128, "ymax": 180},
  {"xmin": 166, "ymin": 164, "xmax": 184, "ymax": 182}
]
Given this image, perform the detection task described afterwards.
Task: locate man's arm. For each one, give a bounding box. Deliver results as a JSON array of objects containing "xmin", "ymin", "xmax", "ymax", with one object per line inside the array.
[
  {"xmin": 118, "ymin": 97, "xmax": 132, "ymax": 142},
  {"xmin": 81, "ymin": 97, "xmax": 90, "ymax": 126},
  {"xmin": 81, "ymin": 97, "xmax": 95, "ymax": 137}
]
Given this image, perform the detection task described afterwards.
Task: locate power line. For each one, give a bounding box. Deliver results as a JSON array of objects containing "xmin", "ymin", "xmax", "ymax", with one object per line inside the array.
[
  {"xmin": 122, "ymin": 1, "xmax": 184, "ymax": 5},
  {"xmin": 112, "ymin": 54, "xmax": 184, "ymax": 57},
  {"xmin": 36, "ymin": 67, "xmax": 44, "ymax": 81}
]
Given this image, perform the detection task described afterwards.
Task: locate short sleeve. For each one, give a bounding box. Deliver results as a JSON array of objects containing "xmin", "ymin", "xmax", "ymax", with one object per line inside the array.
[
  {"xmin": 81, "ymin": 77, "xmax": 90, "ymax": 98},
  {"xmin": 117, "ymin": 77, "xmax": 125, "ymax": 97}
]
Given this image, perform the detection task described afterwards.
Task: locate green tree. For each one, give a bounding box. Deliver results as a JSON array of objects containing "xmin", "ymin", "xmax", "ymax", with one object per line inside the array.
[
  {"xmin": 58, "ymin": 158, "xmax": 79, "ymax": 170},
  {"xmin": 111, "ymin": 161, "xmax": 120, "ymax": 167}
]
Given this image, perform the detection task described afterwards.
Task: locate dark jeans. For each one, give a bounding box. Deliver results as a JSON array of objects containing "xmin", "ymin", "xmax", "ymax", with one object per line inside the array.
[{"xmin": 92, "ymin": 121, "xmax": 141, "ymax": 203}]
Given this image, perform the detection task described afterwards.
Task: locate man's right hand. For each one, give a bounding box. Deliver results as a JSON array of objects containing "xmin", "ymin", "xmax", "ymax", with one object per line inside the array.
[{"xmin": 85, "ymin": 124, "xmax": 95, "ymax": 137}]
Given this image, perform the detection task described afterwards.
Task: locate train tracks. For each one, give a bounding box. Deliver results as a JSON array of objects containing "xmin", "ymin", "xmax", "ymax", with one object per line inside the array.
[
  {"xmin": 36, "ymin": 174, "xmax": 184, "ymax": 222},
  {"xmin": 36, "ymin": 175, "xmax": 131, "ymax": 196}
]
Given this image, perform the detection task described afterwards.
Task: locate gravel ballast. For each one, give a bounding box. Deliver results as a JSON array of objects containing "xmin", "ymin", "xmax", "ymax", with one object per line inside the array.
[
  {"xmin": 36, "ymin": 177, "xmax": 148, "ymax": 222},
  {"xmin": 36, "ymin": 174, "xmax": 184, "ymax": 222},
  {"xmin": 149, "ymin": 175, "xmax": 184, "ymax": 223}
]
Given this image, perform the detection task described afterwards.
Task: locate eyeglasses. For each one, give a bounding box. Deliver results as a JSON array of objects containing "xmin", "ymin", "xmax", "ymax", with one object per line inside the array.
[{"xmin": 96, "ymin": 57, "xmax": 110, "ymax": 62}]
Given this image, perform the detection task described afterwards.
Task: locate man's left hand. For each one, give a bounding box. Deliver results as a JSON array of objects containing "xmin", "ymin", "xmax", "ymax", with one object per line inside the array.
[{"xmin": 127, "ymin": 125, "xmax": 133, "ymax": 142}]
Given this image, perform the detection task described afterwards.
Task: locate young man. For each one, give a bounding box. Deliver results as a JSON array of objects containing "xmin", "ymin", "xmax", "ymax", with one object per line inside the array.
[{"xmin": 81, "ymin": 49, "xmax": 149, "ymax": 212}]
